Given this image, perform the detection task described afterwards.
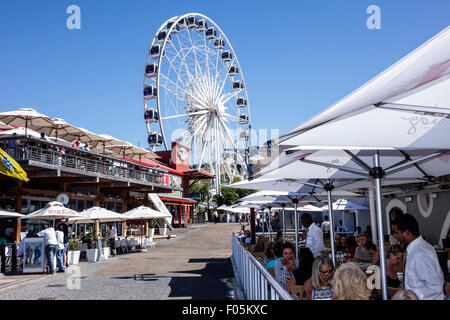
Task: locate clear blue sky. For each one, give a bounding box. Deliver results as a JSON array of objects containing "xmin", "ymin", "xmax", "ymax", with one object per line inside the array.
[{"xmin": 1, "ymin": 0, "xmax": 449, "ymax": 148}]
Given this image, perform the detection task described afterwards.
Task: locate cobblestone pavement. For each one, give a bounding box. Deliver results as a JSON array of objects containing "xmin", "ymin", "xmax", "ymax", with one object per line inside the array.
[{"xmin": 0, "ymin": 223, "xmax": 242, "ymax": 300}]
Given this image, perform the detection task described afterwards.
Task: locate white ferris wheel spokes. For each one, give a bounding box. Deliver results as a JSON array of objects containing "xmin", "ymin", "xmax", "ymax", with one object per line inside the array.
[{"xmin": 143, "ymin": 13, "xmax": 251, "ymax": 192}]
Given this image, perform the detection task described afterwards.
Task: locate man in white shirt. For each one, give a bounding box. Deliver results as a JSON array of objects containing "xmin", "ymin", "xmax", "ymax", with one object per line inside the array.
[
  {"xmin": 301, "ymin": 213, "xmax": 324, "ymax": 257},
  {"xmin": 55, "ymin": 225, "xmax": 65, "ymax": 272},
  {"xmin": 392, "ymin": 214, "xmax": 444, "ymax": 300},
  {"xmin": 37, "ymin": 224, "xmax": 58, "ymax": 274}
]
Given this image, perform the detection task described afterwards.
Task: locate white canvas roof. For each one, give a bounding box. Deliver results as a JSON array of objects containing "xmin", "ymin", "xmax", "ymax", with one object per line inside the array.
[{"xmin": 279, "ymin": 26, "xmax": 450, "ymax": 145}]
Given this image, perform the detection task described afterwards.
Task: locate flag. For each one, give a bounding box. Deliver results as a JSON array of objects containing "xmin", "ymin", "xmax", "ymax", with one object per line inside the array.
[{"xmin": 0, "ymin": 147, "xmax": 30, "ymax": 182}]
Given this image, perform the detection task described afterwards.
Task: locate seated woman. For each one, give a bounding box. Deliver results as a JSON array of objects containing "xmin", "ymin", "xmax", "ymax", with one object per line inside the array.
[
  {"xmin": 274, "ymin": 243, "xmax": 298, "ymax": 287},
  {"xmin": 385, "ymin": 244, "xmax": 405, "ymax": 288},
  {"xmin": 352, "ymin": 233, "xmax": 374, "ymax": 263},
  {"xmin": 332, "ymin": 262, "xmax": 371, "ymax": 300},
  {"xmin": 286, "ymin": 247, "xmax": 314, "ymax": 294},
  {"xmin": 304, "ymin": 255, "xmax": 334, "ymax": 300},
  {"xmin": 335, "ymin": 235, "xmax": 356, "ymax": 258},
  {"xmin": 273, "ymin": 230, "xmax": 283, "ymax": 244},
  {"xmin": 264, "ymin": 241, "xmax": 283, "ymax": 269},
  {"xmin": 252, "ymin": 235, "xmax": 266, "ymax": 253}
]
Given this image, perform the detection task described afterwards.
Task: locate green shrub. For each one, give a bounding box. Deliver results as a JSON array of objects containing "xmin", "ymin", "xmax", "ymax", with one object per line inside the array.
[{"xmin": 68, "ymin": 237, "xmax": 82, "ymax": 251}]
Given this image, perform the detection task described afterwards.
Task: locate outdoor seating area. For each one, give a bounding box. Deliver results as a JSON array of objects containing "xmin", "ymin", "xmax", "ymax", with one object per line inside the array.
[
  {"xmin": 229, "ymin": 25, "xmax": 450, "ymax": 301},
  {"xmin": 0, "ymin": 201, "xmax": 172, "ymax": 275},
  {"xmin": 234, "ymin": 231, "xmax": 445, "ymax": 300}
]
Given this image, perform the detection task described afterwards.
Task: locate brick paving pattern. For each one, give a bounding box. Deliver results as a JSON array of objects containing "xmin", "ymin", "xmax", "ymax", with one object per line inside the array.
[{"xmin": 0, "ymin": 223, "xmax": 241, "ymax": 300}]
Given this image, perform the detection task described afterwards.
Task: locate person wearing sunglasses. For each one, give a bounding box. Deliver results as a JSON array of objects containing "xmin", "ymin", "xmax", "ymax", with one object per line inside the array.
[{"xmin": 304, "ymin": 255, "xmax": 334, "ymax": 300}]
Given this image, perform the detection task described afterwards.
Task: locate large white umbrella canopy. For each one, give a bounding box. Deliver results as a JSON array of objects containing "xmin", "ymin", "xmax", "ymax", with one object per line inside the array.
[
  {"xmin": 0, "ymin": 108, "xmax": 55, "ymax": 136},
  {"xmin": 228, "ymin": 176, "xmax": 423, "ymax": 193},
  {"xmin": 33, "ymin": 118, "xmax": 97, "ymax": 144},
  {"xmin": 0, "ymin": 127, "xmax": 41, "ymax": 139},
  {"xmin": 228, "ymin": 177, "xmax": 309, "ymax": 192},
  {"xmin": 90, "ymin": 134, "xmax": 124, "ymax": 149},
  {"xmin": 20, "ymin": 201, "xmax": 82, "ymax": 220},
  {"xmin": 68, "ymin": 206, "xmax": 128, "ymax": 224},
  {"xmin": 238, "ymin": 190, "xmax": 292, "ymax": 202},
  {"xmin": 93, "ymin": 135, "xmax": 158, "ymax": 160},
  {"xmin": 218, "ymin": 204, "xmax": 250, "ymax": 214},
  {"xmin": 0, "ymin": 210, "xmax": 25, "ymax": 218},
  {"xmin": 252, "ymin": 149, "xmax": 449, "ymax": 182},
  {"xmin": 123, "ymin": 206, "xmax": 172, "ymax": 220},
  {"xmin": 278, "ymin": 26, "xmax": 450, "ymax": 145}
]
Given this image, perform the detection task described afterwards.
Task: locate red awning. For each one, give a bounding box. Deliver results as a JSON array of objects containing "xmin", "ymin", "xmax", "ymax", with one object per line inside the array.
[{"xmin": 159, "ymin": 195, "xmax": 196, "ymax": 204}]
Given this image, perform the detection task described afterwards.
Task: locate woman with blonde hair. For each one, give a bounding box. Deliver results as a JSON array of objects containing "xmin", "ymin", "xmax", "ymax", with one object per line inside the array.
[
  {"xmin": 332, "ymin": 262, "xmax": 371, "ymax": 300},
  {"xmin": 391, "ymin": 289, "xmax": 419, "ymax": 300},
  {"xmin": 304, "ymin": 255, "xmax": 334, "ymax": 300}
]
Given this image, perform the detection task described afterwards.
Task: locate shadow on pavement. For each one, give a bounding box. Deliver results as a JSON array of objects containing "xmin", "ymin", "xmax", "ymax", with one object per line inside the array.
[{"xmin": 166, "ymin": 257, "xmax": 234, "ymax": 300}]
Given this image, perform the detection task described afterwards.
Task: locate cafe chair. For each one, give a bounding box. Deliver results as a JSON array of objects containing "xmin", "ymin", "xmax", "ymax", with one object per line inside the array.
[{"xmin": 291, "ymin": 285, "xmax": 305, "ymax": 300}]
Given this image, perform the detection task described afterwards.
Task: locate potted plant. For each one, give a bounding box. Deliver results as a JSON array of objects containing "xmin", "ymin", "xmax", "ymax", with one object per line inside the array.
[
  {"xmin": 85, "ymin": 233, "xmax": 98, "ymax": 262},
  {"xmin": 148, "ymin": 220, "xmax": 157, "ymax": 237},
  {"xmin": 158, "ymin": 220, "xmax": 167, "ymax": 236},
  {"xmin": 67, "ymin": 236, "xmax": 82, "ymax": 265},
  {"xmin": 102, "ymin": 237, "xmax": 110, "ymax": 260}
]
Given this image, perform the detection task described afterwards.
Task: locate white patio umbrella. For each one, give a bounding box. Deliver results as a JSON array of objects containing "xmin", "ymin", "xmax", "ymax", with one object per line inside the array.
[
  {"xmin": 123, "ymin": 206, "xmax": 173, "ymax": 230},
  {"xmin": 238, "ymin": 190, "xmax": 291, "ymax": 202},
  {"xmin": 0, "ymin": 108, "xmax": 55, "ymax": 137},
  {"xmin": 33, "ymin": 118, "xmax": 86, "ymax": 143},
  {"xmin": 278, "ymin": 26, "xmax": 450, "ymax": 145},
  {"xmin": 123, "ymin": 205, "xmax": 171, "ymax": 220},
  {"xmin": 123, "ymin": 206, "xmax": 172, "ymax": 245},
  {"xmin": 68, "ymin": 207, "xmax": 128, "ymax": 224},
  {"xmin": 0, "ymin": 210, "xmax": 25, "ymax": 218},
  {"xmin": 0, "ymin": 127, "xmax": 41, "ymax": 139},
  {"xmin": 19, "ymin": 202, "xmax": 82, "ymax": 228},
  {"xmin": 105, "ymin": 143, "xmax": 157, "ymax": 160},
  {"xmin": 90, "ymin": 134, "xmax": 124, "ymax": 150}
]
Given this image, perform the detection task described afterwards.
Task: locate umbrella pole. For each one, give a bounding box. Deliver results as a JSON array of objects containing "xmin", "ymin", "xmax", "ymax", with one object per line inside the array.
[
  {"xmin": 368, "ymin": 186, "xmax": 378, "ymax": 244},
  {"xmin": 373, "ymin": 150, "xmax": 388, "ymax": 300},
  {"xmin": 325, "ymin": 181, "xmax": 336, "ymax": 268},
  {"xmin": 268, "ymin": 206, "xmax": 272, "ymax": 241},
  {"xmin": 261, "ymin": 209, "xmax": 265, "ymax": 237},
  {"xmin": 293, "ymin": 198, "xmax": 299, "ymax": 262}
]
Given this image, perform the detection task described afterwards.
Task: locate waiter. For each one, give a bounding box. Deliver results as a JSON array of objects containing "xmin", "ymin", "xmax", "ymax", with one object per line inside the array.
[{"xmin": 301, "ymin": 213, "xmax": 324, "ymax": 258}]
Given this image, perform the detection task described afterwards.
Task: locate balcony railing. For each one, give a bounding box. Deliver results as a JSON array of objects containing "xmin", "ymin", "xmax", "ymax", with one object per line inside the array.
[
  {"xmin": 231, "ymin": 236, "xmax": 293, "ymax": 300},
  {"xmin": 0, "ymin": 136, "xmax": 170, "ymax": 189}
]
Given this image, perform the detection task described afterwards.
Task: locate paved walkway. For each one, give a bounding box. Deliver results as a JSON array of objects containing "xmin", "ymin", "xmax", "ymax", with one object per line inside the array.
[{"xmin": 0, "ymin": 223, "xmax": 242, "ymax": 300}]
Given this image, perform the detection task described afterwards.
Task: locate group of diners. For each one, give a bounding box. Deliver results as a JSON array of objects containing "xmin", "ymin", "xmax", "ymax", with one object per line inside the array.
[{"xmin": 248, "ymin": 213, "xmax": 449, "ymax": 300}]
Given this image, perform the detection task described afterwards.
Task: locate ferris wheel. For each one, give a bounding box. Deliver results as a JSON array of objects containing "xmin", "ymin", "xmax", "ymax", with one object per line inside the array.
[{"xmin": 143, "ymin": 13, "xmax": 251, "ymax": 192}]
